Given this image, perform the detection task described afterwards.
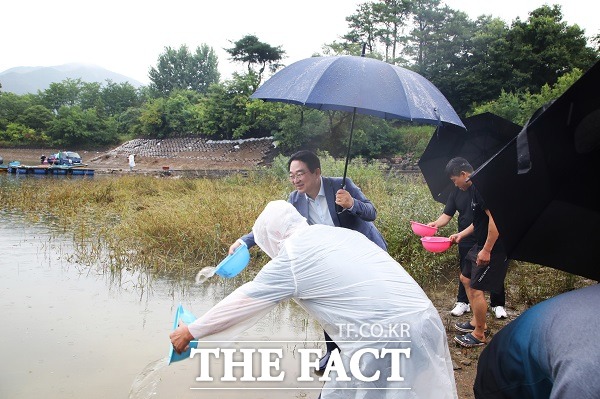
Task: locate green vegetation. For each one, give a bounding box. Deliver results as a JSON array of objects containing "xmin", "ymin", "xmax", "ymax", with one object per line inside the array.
[
  {"xmin": 1, "ymin": 2, "xmax": 597, "ymax": 157},
  {"xmin": 0, "ymin": 157, "xmax": 448, "ymax": 284},
  {"xmin": 1, "ymin": 156, "xmax": 591, "ymax": 306},
  {"xmin": 148, "ymin": 44, "xmax": 220, "ymax": 96},
  {"xmin": 469, "ymin": 68, "xmax": 586, "ymax": 125},
  {"xmin": 1, "ymin": 1, "xmax": 597, "ymax": 307}
]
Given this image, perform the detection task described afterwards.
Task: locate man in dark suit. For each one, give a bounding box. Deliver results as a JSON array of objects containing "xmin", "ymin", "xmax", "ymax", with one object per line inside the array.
[
  {"xmin": 229, "ymin": 150, "xmax": 386, "ymax": 252},
  {"xmin": 228, "ymin": 150, "xmax": 387, "ymax": 372}
]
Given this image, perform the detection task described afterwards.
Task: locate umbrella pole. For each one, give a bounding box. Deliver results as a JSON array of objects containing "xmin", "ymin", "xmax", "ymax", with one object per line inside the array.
[
  {"xmin": 341, "ymin": 45, "xmax": 364, "ymax": 189},
  {"xmin": 342, "ymin": 107, "xmax": 357, "ymax": 188}
]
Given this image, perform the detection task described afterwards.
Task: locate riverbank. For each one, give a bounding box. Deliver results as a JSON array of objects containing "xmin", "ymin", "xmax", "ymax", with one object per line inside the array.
[
  {"xmin": 0, "ymin": 138, "xmax": 422, "ymax": 177},
  {"xmin": 0, "ymin": 165, "xmax": 487, "ymax": 399},
  {"xmin": 6, "ymin": 146, "xmax": 583, "ymax": 399},
  {"xmin": 0, "ymin": 137, "xmax": 279, "ymax": 175}
]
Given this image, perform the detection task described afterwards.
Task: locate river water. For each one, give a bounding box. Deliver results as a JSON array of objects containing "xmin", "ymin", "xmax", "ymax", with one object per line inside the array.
[{"xmin": 0, "ymin": 208, "xmax": 324, "ymax": 399}]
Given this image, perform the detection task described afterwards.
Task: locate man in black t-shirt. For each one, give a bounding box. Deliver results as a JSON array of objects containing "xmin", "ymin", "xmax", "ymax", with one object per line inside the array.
[
  {"xmin": 429, "ymin": 172, "xmax": 507, "ymax": 318},
  {"xmin": 429, "ymin": 186, "xmax": 476, "ymax": 316},
  {"xmin": 445, "ymin": 158, "xmax": 509, "ymax": 348}
]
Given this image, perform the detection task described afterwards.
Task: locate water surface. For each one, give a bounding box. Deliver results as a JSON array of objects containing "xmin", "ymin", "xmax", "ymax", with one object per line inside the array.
[{"xmin": 0, "ymin": 209, "xmax": 323, "ymax": 398}]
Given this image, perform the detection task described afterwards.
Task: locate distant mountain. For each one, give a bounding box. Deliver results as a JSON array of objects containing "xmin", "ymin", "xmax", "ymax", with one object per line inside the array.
[{"xmin": 0, "ymin": 63, "xmax": 145, "ymax": 95}]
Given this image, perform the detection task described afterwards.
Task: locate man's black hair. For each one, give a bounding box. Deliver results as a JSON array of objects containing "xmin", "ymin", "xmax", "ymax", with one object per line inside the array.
[
  {"xmin": 445, "ymin": 157, "xmax": 474, "ymax": 177},
  {"xmin": 287, "ymin": 150, "xmax": 321, "ymax": 172}
]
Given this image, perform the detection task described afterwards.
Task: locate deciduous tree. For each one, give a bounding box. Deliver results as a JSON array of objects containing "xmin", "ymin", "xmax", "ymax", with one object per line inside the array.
[
  {"xmin": 505, "ymin": 5, "xmax": 597, "ymax": 93},
  {"xmin": 149, "ymin": 44, "xmax": 220, "ymax": 96}
]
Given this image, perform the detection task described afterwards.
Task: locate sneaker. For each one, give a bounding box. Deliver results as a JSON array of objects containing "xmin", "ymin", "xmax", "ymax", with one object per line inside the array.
[
  {"xmin": 455, "ymin": 321, "xmax": 489, "ymax": 334},
  {"xmin": 450, "ymin": 302, "xmax": 470, "ymax": 316},
  {"xmin": 454, "ymin": 333, "xmax": 486, "ymax": 348},
  {"xmin": 493, "ymin": 306, "xmax": 508, "ymax": 319}
]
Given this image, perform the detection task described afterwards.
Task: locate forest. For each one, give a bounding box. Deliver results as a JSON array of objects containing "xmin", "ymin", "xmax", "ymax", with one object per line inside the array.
[{"xmin": 0, "ymin": 1, "xmax": 598, "ymax": 159}]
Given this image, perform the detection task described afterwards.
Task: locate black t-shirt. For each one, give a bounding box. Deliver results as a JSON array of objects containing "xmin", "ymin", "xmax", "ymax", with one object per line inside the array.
[
  {"xmin": 444, "ymin": 186, "xmax": 476, "ymax": 248},
  {"xmin": 471, "ymin": 185, "xmax": 505, "ymax": 253}
]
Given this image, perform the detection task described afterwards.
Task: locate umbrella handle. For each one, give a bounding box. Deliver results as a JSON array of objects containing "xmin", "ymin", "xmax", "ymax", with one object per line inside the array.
[{"xmin": 335, "ymin": 181, "xmax": 346, "ymax": 214}]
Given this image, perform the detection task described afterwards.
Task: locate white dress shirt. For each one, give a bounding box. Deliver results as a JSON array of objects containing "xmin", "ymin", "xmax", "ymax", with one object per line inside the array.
[{"xmin": 306, "ymin": 177, "xmax": 335, "ymax": 226}]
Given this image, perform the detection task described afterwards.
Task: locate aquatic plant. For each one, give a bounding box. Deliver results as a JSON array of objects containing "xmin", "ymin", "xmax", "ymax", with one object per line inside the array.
[{"xmin": 0, "ymin": 159, "xmax": 590, "ymax": 304}]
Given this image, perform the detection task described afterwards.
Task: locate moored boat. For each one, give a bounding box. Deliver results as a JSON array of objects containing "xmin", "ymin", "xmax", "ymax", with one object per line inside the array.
[{"xmin": 5, "ymin": 162, "xmax": 94, "ymax": 176}]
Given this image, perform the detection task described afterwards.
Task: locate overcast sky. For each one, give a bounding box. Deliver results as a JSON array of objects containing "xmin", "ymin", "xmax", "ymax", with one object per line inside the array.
[{"xmin": 1, "ymin": 0, "xmax": 597, "ymax": 85}]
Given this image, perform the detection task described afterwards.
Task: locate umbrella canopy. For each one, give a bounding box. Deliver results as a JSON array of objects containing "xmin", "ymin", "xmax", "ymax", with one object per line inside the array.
[
  {"xmin": 251, "ymin": 55, "xmax": 465, "ymax": 185},
  {"xmin": 469, "ymin": 61, "xmax": 600, "ymax": 280},
  {"xmin": 251, "ymin": 56, "xmax": 464, "ymax": 127},
  {"xmin": 418, "ymin": 112, "xmax": 521, "ymax": 203}
]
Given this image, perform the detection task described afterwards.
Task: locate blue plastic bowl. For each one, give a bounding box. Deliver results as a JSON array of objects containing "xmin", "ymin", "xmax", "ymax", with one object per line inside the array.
[
  {"xmin": 168, "ymin": 304, "xmax": 198, "ymax": 364},
  {"xmin": 214, "ymin": 243, "xmax": 250, "ymax": 278}
]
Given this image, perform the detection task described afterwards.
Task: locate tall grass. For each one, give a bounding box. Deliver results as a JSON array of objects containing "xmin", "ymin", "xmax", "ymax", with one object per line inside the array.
[
  {"xmin": 1, "ymin": 160, "xmax": 591, "ymax": 304},
  {"xmin": 260, "ymin": 153, "xmax": 457, "ymax": 287}
]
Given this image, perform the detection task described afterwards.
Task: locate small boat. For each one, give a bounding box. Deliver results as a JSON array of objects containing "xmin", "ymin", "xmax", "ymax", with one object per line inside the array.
[{"xmin": 6, "ymin": 162, "xmax": 94, "ymax": 176}]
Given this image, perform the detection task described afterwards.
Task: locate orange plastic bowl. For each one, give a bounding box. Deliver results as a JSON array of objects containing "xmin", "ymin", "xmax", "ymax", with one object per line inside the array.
[
  {"xmin": 421, "ymin": 236, "xmax": 452, "ymax": 253},
  {"xmin": 410, "ymin": 221, "xmax": 437, "ymax": 237}
]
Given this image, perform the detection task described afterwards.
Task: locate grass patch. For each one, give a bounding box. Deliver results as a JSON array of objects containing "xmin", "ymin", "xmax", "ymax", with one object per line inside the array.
[
  {"xmin": 1, "ymin": 158, "xmax": 593, "ymax": 305},
  {"xmin": 506, "ymin": 261, "xmax": 594, "ymax": 308}
]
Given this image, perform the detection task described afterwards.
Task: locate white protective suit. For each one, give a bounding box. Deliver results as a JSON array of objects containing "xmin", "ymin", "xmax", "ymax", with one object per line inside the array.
[{"xmin": 187, "ymin": 200, "xmax": 457, "ymax": 398}]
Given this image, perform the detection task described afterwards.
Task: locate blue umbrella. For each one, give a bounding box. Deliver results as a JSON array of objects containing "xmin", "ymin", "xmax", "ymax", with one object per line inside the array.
[{"xmin": 251, "ymin": 55, "xmax": 465, "ymax": 184}]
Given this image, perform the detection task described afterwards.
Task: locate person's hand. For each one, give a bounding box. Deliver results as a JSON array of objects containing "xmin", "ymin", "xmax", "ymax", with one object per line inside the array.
[
  {"xmin": 335, "ymin": 189, "xmax": 354, "ymax": 209},
  {"xmin": 427, "ymin": 222, "xmax": 437, "ymax": 227},
  {"xmin": 170, "ymin": 321, "xmax": 194, "ymax": 354},
  {"xmin": 449, "ymin": 233, "xmax": 461, "ymax": 244},
  {"xmin": 476, "ymin": 248, "xmax": 491, "ymax": 267},
  {"xmin": 228, "ymin": 240, "xmax": 242, "ymax": 255}
]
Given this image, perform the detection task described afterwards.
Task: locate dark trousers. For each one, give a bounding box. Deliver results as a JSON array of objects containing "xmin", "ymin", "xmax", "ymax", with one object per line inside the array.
[
  {"xmin": 323, "ymin": 330, "xmax": 339, "ymax": 352},
  {"xmin": 457, "ymin": 245, "xmax": 506, "ymax": 307}
]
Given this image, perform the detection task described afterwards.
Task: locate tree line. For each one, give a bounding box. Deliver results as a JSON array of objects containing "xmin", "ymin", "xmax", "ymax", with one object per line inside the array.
[{"xmin": 0, "ymin": 1, "xmax": 597, "ymax": 160}]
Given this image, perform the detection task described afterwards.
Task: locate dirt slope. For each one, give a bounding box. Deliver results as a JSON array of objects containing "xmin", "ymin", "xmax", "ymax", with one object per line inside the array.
[{"xmin": 1, "ymin": 137, "xmax": 279, "ymax": 173}]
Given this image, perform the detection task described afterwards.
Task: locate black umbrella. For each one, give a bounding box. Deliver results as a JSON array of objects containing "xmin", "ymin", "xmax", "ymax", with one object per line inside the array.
[
  {"xmin": 469, "ymin": 60, "xmax": 600, "ymax": 280},
  {"xmin": 418, "ymin": 112, "xmax": 521, "ymax": 204}
]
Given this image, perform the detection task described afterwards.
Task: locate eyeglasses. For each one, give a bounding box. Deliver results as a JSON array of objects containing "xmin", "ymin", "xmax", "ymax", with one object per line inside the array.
[{"xmin": 288, "ymin": 171, "xmax": 307, "ymax": 181}]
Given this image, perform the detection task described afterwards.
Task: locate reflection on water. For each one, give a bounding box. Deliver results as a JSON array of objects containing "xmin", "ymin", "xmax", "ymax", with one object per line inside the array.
[{"xmin": 0, "ymin": 209, "xmax": 323, "ymax": 399}]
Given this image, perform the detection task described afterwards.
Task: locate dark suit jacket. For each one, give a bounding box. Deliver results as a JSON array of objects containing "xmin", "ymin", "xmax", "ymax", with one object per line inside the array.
[{"xmin": 241, "ymin": 177, "xmax": 387, "ymax": 251}]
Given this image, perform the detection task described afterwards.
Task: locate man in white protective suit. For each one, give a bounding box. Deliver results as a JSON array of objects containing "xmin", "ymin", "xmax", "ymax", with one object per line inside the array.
[{"xmin": 170, "ymin": 200, "xmax": 457, "ymax": 399}]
